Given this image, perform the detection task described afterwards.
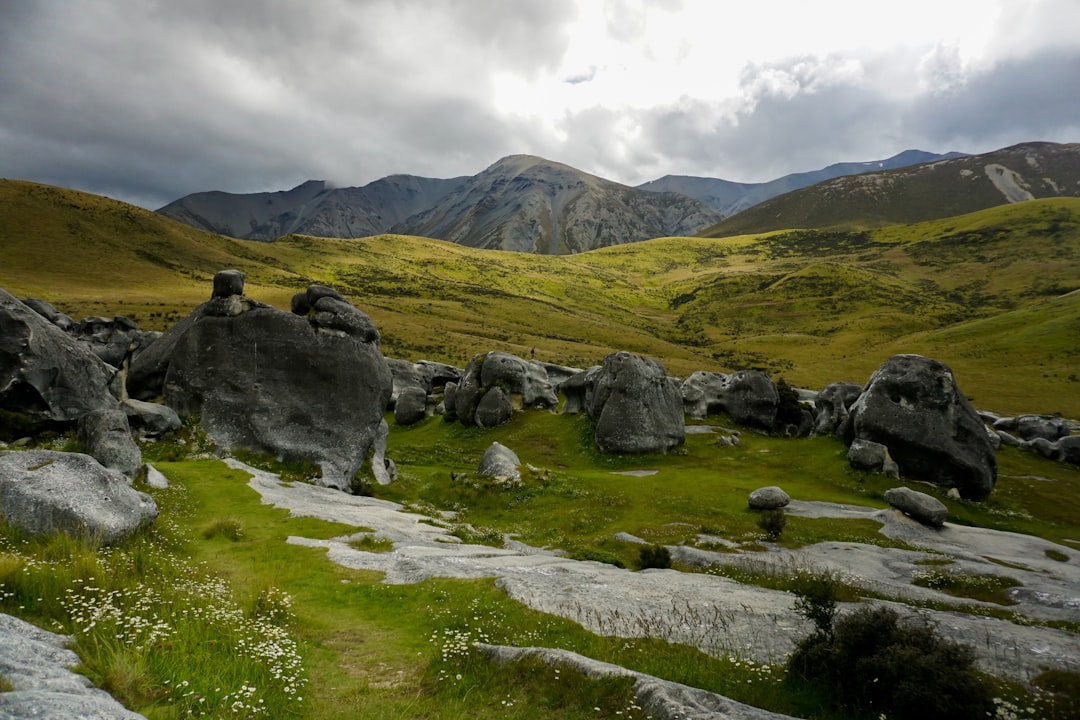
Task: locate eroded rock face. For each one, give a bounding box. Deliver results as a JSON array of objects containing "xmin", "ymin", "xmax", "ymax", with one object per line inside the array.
[
  {"xmin": 814, "ymin": 382, "xmax": 863, "ymax": 435},
  {"xmin": 0, "ymin": 450, "xmax": 157, "ymax": 544},
  {"xmin": 1, "ymin": 288, "xmax": 118, "ymax": 426},
  {"xmin": 680, "ymin": 370, "xmax": 778, "ymax": 431},
  {"xmin": 588, "ymin": 352, "xmax": 684, "ymax": 454},
  {"xmin": 77, "ymin": 407, "xmax": 141, "ymax": 478},
  {"xmin": 842, "ymin": 355, "xmax": 996, "ymax": 500},
  {"xmin": 453, "ymin": 351, "xmax": 557, "ymax": 427},
  {"xmin": 139, "ymin": 271, "xmax": 392, "ymax": 491}
]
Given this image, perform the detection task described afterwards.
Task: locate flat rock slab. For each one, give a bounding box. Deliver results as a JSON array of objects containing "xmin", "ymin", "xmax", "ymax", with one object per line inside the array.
[
  {"xmin": 0, "ymin": 613, "xmax": 146, "ymax": 720},
  {"xmin": 611, "ymin": 469, "xmax": 659, "ymax": 477},
  {"xmin": 233, "ymin": 461, "xmax": 1080, "ymax": 684}
]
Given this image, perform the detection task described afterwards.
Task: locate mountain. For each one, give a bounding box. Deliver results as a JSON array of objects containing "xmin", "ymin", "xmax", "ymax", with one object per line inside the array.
[
  {"xmin": 638, "ymin": 149, "xmax": 966, "ymax": 215},
  {"xmin": 701, "ymin": 142, "xmax": 1080, "ymax": 237},
  {"xmin": 390, "ymin": 155, "xmax": 724, "ymax": 254},
  {"xmin": 157, "ymin": 175, "xmax": 467, "ymax": 241}
]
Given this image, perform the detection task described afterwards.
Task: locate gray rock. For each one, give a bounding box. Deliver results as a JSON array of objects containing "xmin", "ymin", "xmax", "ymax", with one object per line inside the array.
[
  {"xmin": 1, "ymin": 288, "xmax": 118, "ymax": 425},
  {"xmin": 477, "ymin": 442, "xmax": 521, "ymax": 484},
  {"xmin": 884, "ymin": 486, "xmax": 947, "ymax": 527},
  {"xmin": 1023, "ymin": 437, "xmax": 1058, "ymax": 460},
  {"xmin": 748, "ymin": 486, "xmax": 790, "ymax": 510},
  {"xmin": 122, "ymin": 398, "xmax": 182, "ymax": 438},
  {"xmin": 0, "ymin": 450, "xmax": 157, "ymax": 544},
  {"xmin": 997, "ymin": 430, "xmax": 1022, "ymax": 447},
  {"xmin": 386, "ymin": 357, "xmax": 428, "ymax": 406},
  {"xmin": 212, "ymin": 268, "xmax": 245, "ymax": 298},
  {"xmin": 1058, "ymin": 436, "xmax": 1080, "ymax": 467},
  {"xmin": 847, "ymin": 438, "xmax": 891, "ymax": 471},
  {"xmin": 559, "ymin": 366, "xmax": 601, "ymax": 415},
  {"xmin": 994, "ymin": 414, "xmax": 1070, "ymax": 442},
  {"xmin": 148, "ymin": 280, "xmax": 392, "ymax": 492},
  {"xmin": 71, "ymin": 315, "xmax": 145, "ymax": 368},
  {"xmin": 680, "ymin": 370, "xmax": 778, "ymax": 431},
  {"xmin": 414, "ymin": 360, "xmax": 462, "ymax": 390},
  {"xmin": 310, "ymin": 296, "xmax": 380, "ymax": 342},
  {"xmin": 369, "ymin": 419, "xmax": 394, "ymax": 486},
  {"xmin": 141, "ymin": 463, "xmax": 169, "ymax": 489},
  {"xmin": 814, "ymin": 381, "xmax": 863, "ymax": 435},
  {"xmin": 475, "ymin": 386, "xmax": 513, "ymax": 428},
  {"xmin": 589, "ymin": 352, "xmax": 684, "ymax": 454},
  {"xmin": 441, "ymin": 381, "xmax": 459, "ymax": 420},
  {"xmin": 394, "ymin": 386, "xmax": 429, "ymax": 426},
  {"xmin": 0, "ymin": 613, "xmax": 147, "ymax": 720},
  {"xmin": 841, "ymin": 355, "xmax": 996, "ymax": 501},
  {"xmin": 479, "ymin": 352, "xmax": 559, "ymax": 409},
  {"xmin": 77, "ymin": 407, "xmax": 141, "ymax": 478}
]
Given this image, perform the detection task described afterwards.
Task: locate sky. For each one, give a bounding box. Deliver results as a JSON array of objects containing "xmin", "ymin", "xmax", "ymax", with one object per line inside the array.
[{"xmin": 2, "ymin": 0, "xmax": 1079, "ymax": 210}]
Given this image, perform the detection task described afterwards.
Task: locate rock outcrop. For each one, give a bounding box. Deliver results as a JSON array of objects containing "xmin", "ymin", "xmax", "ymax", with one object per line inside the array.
[
  {"xmin": 680, "ymin": 370, "xmax": 778, "ymax": 431},
  {"xmin": 1, "ymin": 288, "xmax": 118, "ymax": 427},
  {"xmin": 0, "ymin": 450, "xmax": 157, "ymax": 544},
  {"xmin": 841, "ymin": 355, "xmax": 996, "ymax": 500},
  {"xmin": 477, "ymin": 442, "xmax": 521, "ymax": 484},
  {"xmin": 588, "ymin": 352, "xmax": 684, "ymax": 454},
  {"xmin": 748, "ymin": 486, "xmax": 790, "ymax": 510},
  {"xmin": 132, "ymin": 271, "xmax": 393, "ymax": 491},
  {"xmin": 452, "ymin": 351, "xmax": 558, "ymax": 427},
  {"xmin": 814, "ymin": 381, "xmax": 863, "ymax": 435}
]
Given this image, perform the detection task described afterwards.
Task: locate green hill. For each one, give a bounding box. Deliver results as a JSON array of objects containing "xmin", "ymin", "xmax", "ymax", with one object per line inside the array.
[{"xmin": 1, "ymin": 179, "xmax": 1078, "ymax": 416}]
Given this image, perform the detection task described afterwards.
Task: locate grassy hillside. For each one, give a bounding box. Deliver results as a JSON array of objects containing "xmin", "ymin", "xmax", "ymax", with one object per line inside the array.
[{"xmin": 1, "ymin": 180, "xmax": 1078, "ymax": 416}]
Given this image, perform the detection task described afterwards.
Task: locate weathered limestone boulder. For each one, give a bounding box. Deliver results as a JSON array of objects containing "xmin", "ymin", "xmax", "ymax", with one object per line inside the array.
[
  {"xmin": 841, "ymin": 355, "xmax": 996, "ymax": 501},
  {"xmin": 1, "ymin": 288, "xmax": 118, "ymax": 426},
  {"xmin": 77, "ymin": 407, "xmax": 141, "ymax": 478},
  {"xmin": 138, "ymin": 272, "xmax": 392, "ymax": 491},
  {"xmin": 994, "ymin": 414, "xmax": 1071, "ymax": 442},
  {"xmin": 122, "ymin": 398, "xmax": 182, "ymax": 438},
  {"xmin": 0, "ymin": 450, "xmax": 157, "ymax": 544},
  {"xmin": 394, "ymin": 386, "xmax": 429, "ymax": 426},
  {"xmin": 453, "ymin": 351, "xmax": 557, "ymax": 427},
  {"xmin": 588, "ymin": 352, "xmax": 684, "ymax": 454},
  {"xmin": 1059, "ymin": 436, "xmax": 1080, "ymax": 467},
  {"xmin": 680, "ymin": 370, "xmax": 778, "ymax": 431},
  {"xmin": 1023, "ymin": 435, "xmax": 1080, "ymax": 467},
  {"xmin": 847, "ymin": 438, "xmax": 900, "ymax": 478},
  {"xmin": 814, "ymin": 382, "xmax": 863, "ymax": 435},
  {"xmin": 440, "ymin": 381, "xmax": 459, "ymax": 420},
  {"xmin": 475, "ymin": 385, "xmax": 513, "ymax": 428},
  {"xmin": 748, "ymin": 486, "xmax": 790, "ymax": 510},
  {"xmin": 883, "ymin": 486, "xmax": 947, "ymax": 527},
  {"xmin": 71, "ymin": 315, "xmax": 151, "ymax": 368},
  {"xmin": 387, "ymin": 357, "xmax": 428, "ymax": 407},
  {"xmin": 477, "ymin": 442, "xmax": 521, "ymax": 484},
  {"xmin": 414, "ymin": 360, "xmax": 462, "ymax": 391}
]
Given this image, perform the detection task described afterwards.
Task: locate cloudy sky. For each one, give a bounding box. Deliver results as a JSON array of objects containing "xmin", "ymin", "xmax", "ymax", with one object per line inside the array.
[{"xmin": 2, "ymin": 0, "xmax": 1078, "ymax": 209}]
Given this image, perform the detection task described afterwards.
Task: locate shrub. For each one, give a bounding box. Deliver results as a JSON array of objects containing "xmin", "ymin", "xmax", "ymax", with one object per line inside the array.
[
  {"xmin": 636, "ymin": 544, "xmax": 671, "ymax": 570},
  {"xmin": 786, "ymin": 605, "xmax": 994, "ymax": 720},
  {"xmin": 790, "ymin": 571, "xmax": 838, "ymax": 636},
  {"xmin": 773, "ymin": 377, "xmax": 804, "ymax": 432},
  {"xmin": 756, "ymin": 509, "xmax": 786, "ymax": 540}
]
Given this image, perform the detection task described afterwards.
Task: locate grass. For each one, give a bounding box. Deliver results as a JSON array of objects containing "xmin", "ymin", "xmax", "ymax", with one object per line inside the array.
[{"xmin": 912, "ymin": 569, "xmax": 1023, "ymax": 605}]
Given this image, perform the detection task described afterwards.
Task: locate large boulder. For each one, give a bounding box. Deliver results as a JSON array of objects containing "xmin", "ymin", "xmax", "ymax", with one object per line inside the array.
[
  {"xmin": 814, "ymin": 381, "xmax": 863, "ymax": 435},
  {"xmin": 474, "ymin": 385, "xmax": 513, "ymax": 428},
  {"xmin": 883, "ymin": 486, "xmax": 947, "ymax": 527},
  {"xmin": 393, "ymin": 386, "xmax": 429, "ymax": 426},
  {"xmin": 477, "ymin": 442, "xmax": 521, "ymax": 484},
  {"xmin": 847, "ymin": 438, "xmax": 900, "ymax": 478},
  {"xmin": 77, "ymin": 407, "xmax": 141, "ymax": 478},
  {"xmin": 993, "ymin": 414, "xmax": 1071, "ymax": 442},
  {"xmin": 0, "ymin": 450, "xmax": 157, "ymax": 544},
  {"xmin": 680, "ymin": 370, "xmax": 778, "ymax": 431},
  {"xmin": 140, "ymin": 272, "xmax": 393, "ymax": 491},
  {"xmin": 1, "ymin": 288, "xmax": 118, "ymax": 428},
  {"xmin": 122, "ymin": 398, "xmax": 182, "ymax": 438},
  {"xmin": 70, "ymin": 315, "xmax": 154, "ymax": 368},
  {"xmin": 841, "ymin": 355, "xmax": 996, "ymax": 500},
  {"xmin": 588, "ymin": 352, "xmax": 684, "ymax": 454},
  {"xmin": 560, "ymin": 366, "xmax": 601, "ymax": 415},
  {"xmin": 21, "ymin": 297, "xmax": 74, "ymax": 331}
]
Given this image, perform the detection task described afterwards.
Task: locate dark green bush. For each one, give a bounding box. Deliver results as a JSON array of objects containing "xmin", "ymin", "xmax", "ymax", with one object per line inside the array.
[
  {"xmin": 791, "ymin": 572, "xmax": 839, "ymax": 636},
  {"xmin": 773, "ymin": 377, "xmax": 804, "ymax": 431},
  {"xmin": 756, "ymin": 508, "xmax": 786, "ymax": 540},
  {"xmin": 786, "ymin": 605, "xmax": 994, "ymax": 720},
  {"xmin": 636, "ymin": 544, "xmax": 672, "ymax": 570}
]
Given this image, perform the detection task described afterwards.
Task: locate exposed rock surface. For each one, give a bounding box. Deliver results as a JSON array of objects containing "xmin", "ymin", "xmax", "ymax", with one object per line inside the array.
[
  {"xmin": 21, "ymin": 297, "xmax": 73, "ymax": 331},
  {"xmin": 135, "ymin": 271, "xmax": 392, "ymax": 491},
  {"xmin": 0, "ymin": 450, "xmax": 157, "ymax": 544},
  {"xmin": 0, "ymin": 613, "xmax": 147, "ymax": 720},
  {"xmin": 883, "ymin": 486, "xmax": 948, "ymax": 527},
  {"xmin": 589, "ymin": 352, "xmax": 684, "ymax": 454},
  {"xmin": 994, "ymin": 414, "xmax": 1072, "ymax": 442},
  {"xmin": 841, "ymin": 355, "xmax": 996, "ymax": 500},
  {"xmin": 847, "ymin": 438, "xmax": 900, "ymax": 478},
  {"xmin": 77, "ymin": 407, "xmax": 141, "ymax": 478},
  {"xmin": 1, "ymin": 288, "xmax": 118, "ymax": 426},
  {"xmin": 477, "ymin": 442, "xmax": 521, "ymax": 484},
  {"xmin": 748, "ymin": 486, "xmax": 790, "ymax": 510},
  {"xmin": 680, "ymin": 370, "xmax": 778, "ymax": 431},
  {"xmin": 559, "ymin": 366, "xmax": 601, "ymax": 415},
  {"xmin": 393, "ymin": 386, "xmax": 429, "ymax": 426},
  {"xmin": 122, "ymin": 398, "xmax": 181, "ymax": 438},
  {"xmin": 452, "ymin": 352, "xmax": 557, "ymax": 427},
  {"xmin": 813, "ymin": 381, "xmax": 863, "ymax": 435},
  {"xmin": 71, "ymin": 315, "xmax": 155, "ymax": 368}
]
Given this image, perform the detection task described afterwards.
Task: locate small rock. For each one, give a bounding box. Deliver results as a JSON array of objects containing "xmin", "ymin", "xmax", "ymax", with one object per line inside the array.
[
  {"xmin": 748, "ymin": 486, "xmax": 790, "ymax": 510},
  {"xmin": 884, "ymin": 486, "xmax": 947, "ymax": 527}
]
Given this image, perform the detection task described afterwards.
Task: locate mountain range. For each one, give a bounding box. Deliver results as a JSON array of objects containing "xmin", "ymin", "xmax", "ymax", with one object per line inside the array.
[{"xmin": 157, "ymin": 143, "xmax": 1080, "ymax": 254}]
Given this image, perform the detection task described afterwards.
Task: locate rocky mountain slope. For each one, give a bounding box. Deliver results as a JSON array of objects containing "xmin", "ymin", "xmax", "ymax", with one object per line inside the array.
[
  {"xmin": 391, "ymin": 155, "xmax": 724, "ymax": 254},
  {"xmin": 702, "ymin": 141, "xmax": 1080, "ymax": 236},
  {"xmin": 638, "ymin": 149, "xmax": 965, "ymax": 216},
  {"xmin": 157, "ymin": 175, "xmax": 467, "ymax": 241}
]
